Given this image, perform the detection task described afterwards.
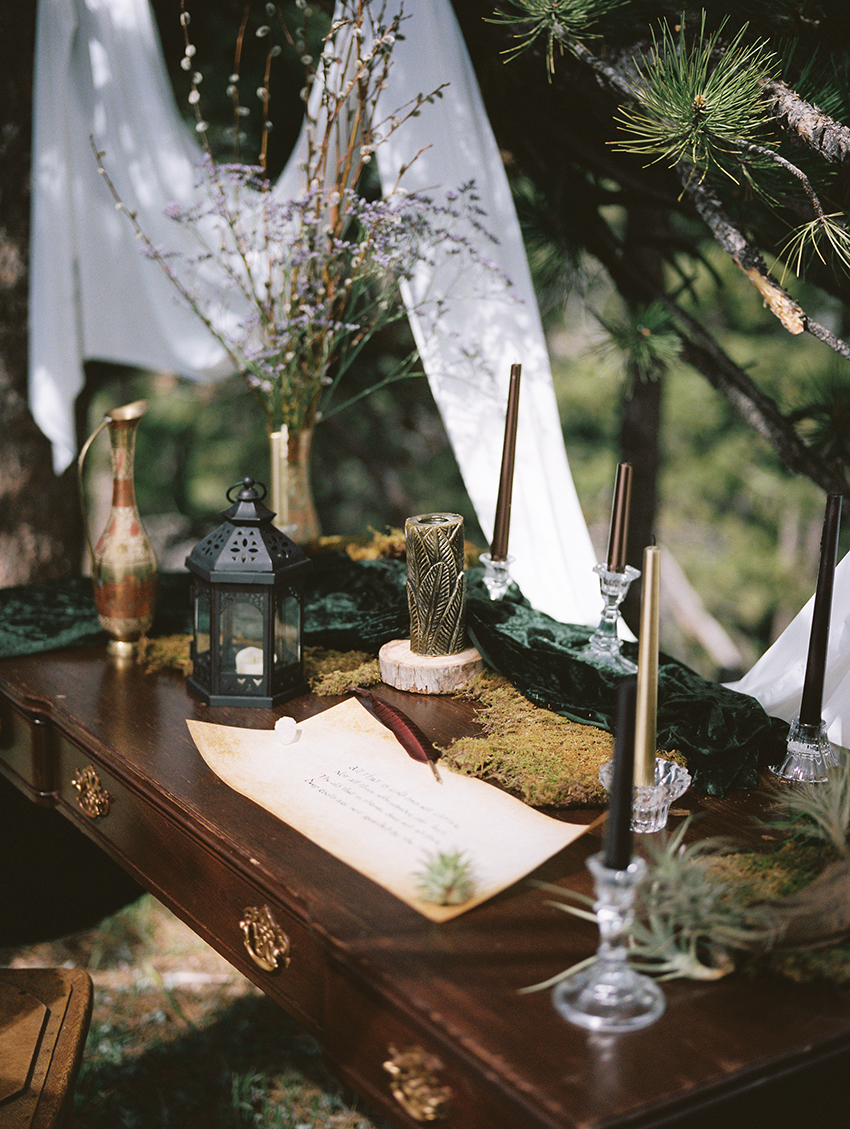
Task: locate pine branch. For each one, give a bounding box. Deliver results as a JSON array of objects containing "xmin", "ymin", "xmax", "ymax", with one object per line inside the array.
[
  {"xmin": 568, "ymin": 40, "xmax": 850, "ymax": 338},
  {"xmin": 571, "ymin": 39, "xmax": 637, "ymax": 101},
  {"xmin": 680, "ymin": 168, "xmax": 806, "ymax": 335},
  {"xmin": 497, "ymin": 22, "xmax": 850, "ymax": 493},
  {"xmin": 762, "ymin": 78, "xmax": 850, "ymax": 165},
  {"xmin": 670, "ymin": 305, "xmax": 848, "ymax": 494},
  {"xmin": 565, "ymin": 174, "xmax": 848, "ymax": 494},
  {"xmin": 680, "ymin": 170, "xmax": 850, "ymax": 364}
]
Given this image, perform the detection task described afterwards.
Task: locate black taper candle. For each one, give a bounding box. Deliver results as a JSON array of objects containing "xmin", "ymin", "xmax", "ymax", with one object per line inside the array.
[
  {"xmin": 604, "ymin": 677, "xmax": 638, "ymax": 871},
  {"xmin": 799, "ymin": 493, "xmax": 843, "ymax": 726}
]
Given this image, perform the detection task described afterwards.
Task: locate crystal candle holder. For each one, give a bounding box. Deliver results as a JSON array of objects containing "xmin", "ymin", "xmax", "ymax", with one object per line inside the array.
[
  {"xmin": 552, "ymin": 853, "xmax": 665, "ymax": 1033},
  {"xmin": 600, "ymin": 757, "xmax": 692, "ymax": 834},
  {"xmin": 582, "ymin": 563, "xmax": 640, "ymax": 673},
  {"xmin": 771, "ymin": 716, "xmax": 839, "ymax": 784},
  {"xmin": 479, "ymin": 552, "xmax": 514, "ymax": 601}
]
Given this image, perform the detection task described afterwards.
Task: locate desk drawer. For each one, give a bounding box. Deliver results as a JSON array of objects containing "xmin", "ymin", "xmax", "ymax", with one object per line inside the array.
[
  {"xmin": 323, "ymin": 973, "xmax": 546, "ymax": 1129},
  {"xmin": 0, "ymin": 695, "xmax": 54, "ymax": 803},
  {"xmin": 52, "ymin": 737, "xmax": 325, "ymax": 1031}
]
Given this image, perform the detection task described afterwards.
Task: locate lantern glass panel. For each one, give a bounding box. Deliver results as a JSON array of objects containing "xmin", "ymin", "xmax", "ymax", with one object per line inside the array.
[
  {"xmin": 274, "ymin": 593, "xmax": 301, "ymax": 677},
  {"xmin": 220, "ymin": 591, "xmax": 266, "ymax": 697}
]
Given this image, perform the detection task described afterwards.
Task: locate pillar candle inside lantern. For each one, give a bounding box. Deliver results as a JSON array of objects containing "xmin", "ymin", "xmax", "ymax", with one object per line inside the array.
[{"xmin": 235, "ymin": 646, "xmax": 264, "ymax": 675}]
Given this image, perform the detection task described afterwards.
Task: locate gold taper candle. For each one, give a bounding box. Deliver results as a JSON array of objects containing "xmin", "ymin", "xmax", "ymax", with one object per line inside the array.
[
  {"xmin": 633, "ymin": 545, "xmax": 660, "ymax": 787},
  {"xmin": 606, "ymin": 462, "xmax": 633, "ymax": 572},
  {"xmin": 490, "ymin": 363, "xmax": 521, "ymax": 561}
]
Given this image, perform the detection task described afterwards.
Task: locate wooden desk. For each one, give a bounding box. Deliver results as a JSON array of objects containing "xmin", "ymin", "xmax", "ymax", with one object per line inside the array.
[{"xmin": 1, "ymin": 647, "xmax": 849, "ymax": 1128}]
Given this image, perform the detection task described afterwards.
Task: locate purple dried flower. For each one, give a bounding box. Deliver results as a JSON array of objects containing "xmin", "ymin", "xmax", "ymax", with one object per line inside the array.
[{"xmin": 102, "ymin": 2, "xmax": 515, "ymax": 434}]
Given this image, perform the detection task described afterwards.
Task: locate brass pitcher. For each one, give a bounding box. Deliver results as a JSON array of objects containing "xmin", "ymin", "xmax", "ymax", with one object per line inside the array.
[{"xmin": 78, "ymin": 400, "xmax": 158, "ymax": 655}]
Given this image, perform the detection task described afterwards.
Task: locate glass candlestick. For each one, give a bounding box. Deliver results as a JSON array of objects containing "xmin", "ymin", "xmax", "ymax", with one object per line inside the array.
[
  {"xmin": 582, "ymin": 563, "xmax": 640, "ymax": 672},
  {"xmin": 479, "ymin": 552, "xmax": 514, "ymax": 601},
  {"xmin": 552, "ymin": 853, "xmax": 665, "ymax": 1033},
  {"xmin": 772, "ymin": 716, "xmax": 839, "ymax": 783},
  {"xmin": 599, "ymin": 757, "xmax": 692, "ymax": 834}
]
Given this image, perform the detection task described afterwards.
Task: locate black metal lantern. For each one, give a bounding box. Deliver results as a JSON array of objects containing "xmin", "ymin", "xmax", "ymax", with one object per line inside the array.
[{"xmin": 186, "ymin": 477, "xmax": 312, "ymax": 707}]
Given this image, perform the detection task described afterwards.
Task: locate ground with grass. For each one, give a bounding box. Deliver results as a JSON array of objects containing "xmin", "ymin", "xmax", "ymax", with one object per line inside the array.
[{"xmin": 2, "ymin": 894, "xmax": 392, "ymax": 1129}]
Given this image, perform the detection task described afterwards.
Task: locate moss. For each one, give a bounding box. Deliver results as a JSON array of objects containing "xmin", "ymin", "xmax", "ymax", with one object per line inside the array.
[
  {"xmin": 708, "ymin": 842, "xmax": 850, "ymax": 985},
  {"xmin": 440, "ymin": 672, "xmax": 614, "ymax": 808},
  {"xmin": 316, "ymin": 527, "xmax": 407, "ymax": 560},
  {"xmin": 758, "ymin": 942, "xmax": 850, "ymax": 985},
  {"xmin": 709, "ymin": 841, "xmax": 837, "ymax": 902},
  {"xmin": 315, "ymin": 526, "xmax": 481, "ymax": 566},
  {"xmin": 304, "ymin": 647, "xmax": 382, "ymax": 695},
  {"xmin": 136, "ymin": 634, "xmax": 193, "ymax": 675}
]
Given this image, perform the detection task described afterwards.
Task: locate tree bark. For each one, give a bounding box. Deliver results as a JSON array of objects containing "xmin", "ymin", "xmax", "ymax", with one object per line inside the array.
[
  {"xmin": 617, "ymin": 206, "xmax": 668, "ymax": 628},
  {"xmin": 0, "ymin": 7, "xmax": 83, "ymax": 586}
]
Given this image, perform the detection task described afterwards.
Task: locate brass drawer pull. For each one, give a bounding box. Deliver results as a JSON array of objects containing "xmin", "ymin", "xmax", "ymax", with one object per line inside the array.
[
  {"xmin": 239, "ymin": 904, "xmax": 291, "ymax": 972},
  {"xmin": 72, "ymin": 765, "xmax": 111, "ymax": 818},
  {"xmin": 383, "ymin": 1045, "xmax": 451, "ymax": 1122}
]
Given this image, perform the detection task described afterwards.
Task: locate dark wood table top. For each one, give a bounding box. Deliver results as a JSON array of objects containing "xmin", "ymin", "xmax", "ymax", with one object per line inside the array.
[{"xmin": 1, "ymin": 646, "xmax": 849, "ymax": 1129}]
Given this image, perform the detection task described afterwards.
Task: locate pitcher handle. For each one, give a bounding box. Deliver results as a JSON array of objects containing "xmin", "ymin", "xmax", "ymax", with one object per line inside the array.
[{"xmin": 77, "ymin": 417, "xmax": 110, "ymax": 571}]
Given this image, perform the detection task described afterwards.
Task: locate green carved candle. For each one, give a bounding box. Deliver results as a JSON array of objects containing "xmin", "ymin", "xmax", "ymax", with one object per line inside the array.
[{"xmin": 405, "ymin": 513, "xmax": 467, "ymax": 656}]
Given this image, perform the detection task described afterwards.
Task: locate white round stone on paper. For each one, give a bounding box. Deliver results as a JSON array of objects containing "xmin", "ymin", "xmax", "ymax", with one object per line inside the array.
[{"xmin": 274, "ymin": 716, "xmax": 298, "ymax": 745}]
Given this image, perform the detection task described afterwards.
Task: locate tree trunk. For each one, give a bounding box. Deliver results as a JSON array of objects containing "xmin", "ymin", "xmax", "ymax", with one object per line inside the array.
[
  {"xmin": 619, "ymin": 207, "xmax": 667, "ymax": 629},
  {"xmin": 0, "ymin": 6, "xmax": 83, "ymax": 586}
]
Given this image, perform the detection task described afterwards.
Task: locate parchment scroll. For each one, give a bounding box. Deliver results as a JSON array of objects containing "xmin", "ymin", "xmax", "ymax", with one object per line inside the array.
[{"xmin": 187, "ymin": 698, "xmax": 587, "ymax": 921}]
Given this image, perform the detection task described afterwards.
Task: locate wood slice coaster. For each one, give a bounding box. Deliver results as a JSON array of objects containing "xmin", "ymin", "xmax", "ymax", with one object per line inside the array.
[{"xmin": 379, "ymin": 638, "xmax": 484, "ymax": 694}]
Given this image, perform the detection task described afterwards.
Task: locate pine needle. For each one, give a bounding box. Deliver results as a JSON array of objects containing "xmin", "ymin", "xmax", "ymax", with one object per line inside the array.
[{"xmin": 614, "ymin": 15, "xmax": 777, "ymax": 184}]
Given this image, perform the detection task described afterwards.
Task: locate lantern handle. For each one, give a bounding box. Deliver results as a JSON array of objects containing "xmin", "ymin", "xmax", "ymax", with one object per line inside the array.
[{"xmin": 227, "ymin": 477, "xmax": 268, "ymax": 504}]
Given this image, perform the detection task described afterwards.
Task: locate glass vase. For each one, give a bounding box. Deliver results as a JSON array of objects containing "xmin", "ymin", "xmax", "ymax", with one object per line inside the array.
[{"xmin": 269, "ymin": 427, "xmax": 320, "ymax": 546}]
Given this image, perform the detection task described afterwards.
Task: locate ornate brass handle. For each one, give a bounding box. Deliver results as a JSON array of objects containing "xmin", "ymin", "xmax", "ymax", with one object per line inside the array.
[
  {"xmin": 383, "ymin": 1045, "xmax": 451, "ymax": 1122},
  {"xmin": 239, "ymin": 905, "xmax": 291, "ymax": 972},
  {"xmin": 72, "ymin": 765, "xmax": 111, "ymax": 818}
]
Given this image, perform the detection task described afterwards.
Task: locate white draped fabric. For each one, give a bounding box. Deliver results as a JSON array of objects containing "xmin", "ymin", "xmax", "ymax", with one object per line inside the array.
[
  {"xmin": 29, "ymin": 0, "xmax": 600, "ymax": 622},
  {"xmin": 724, "ymin": 552, "xmax": 850, "ymax": 748}
]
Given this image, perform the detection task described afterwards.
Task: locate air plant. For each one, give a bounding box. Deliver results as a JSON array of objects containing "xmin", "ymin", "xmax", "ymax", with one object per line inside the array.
[
  {"xmin": 414, "ymin": 849, "xmax": 477, "ymax": 905},
  {"xmin": 523, "ymin": 819, "xmax": 779, "ymax": 992},
  {"xmin": 763, "ymin": 754, "xmax": 850, "ymax": 858}
]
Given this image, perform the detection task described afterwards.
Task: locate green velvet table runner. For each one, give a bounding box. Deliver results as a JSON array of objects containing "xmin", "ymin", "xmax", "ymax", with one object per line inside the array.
[{"xmin": 0, "ymin": 556, "xmax": 786, "ymax": 795}]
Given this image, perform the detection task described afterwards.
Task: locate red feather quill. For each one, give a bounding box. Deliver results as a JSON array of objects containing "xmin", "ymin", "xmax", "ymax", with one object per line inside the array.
[{"xmin": 353, "ymin": 687, "xmax": 442, "ymax": 782}]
